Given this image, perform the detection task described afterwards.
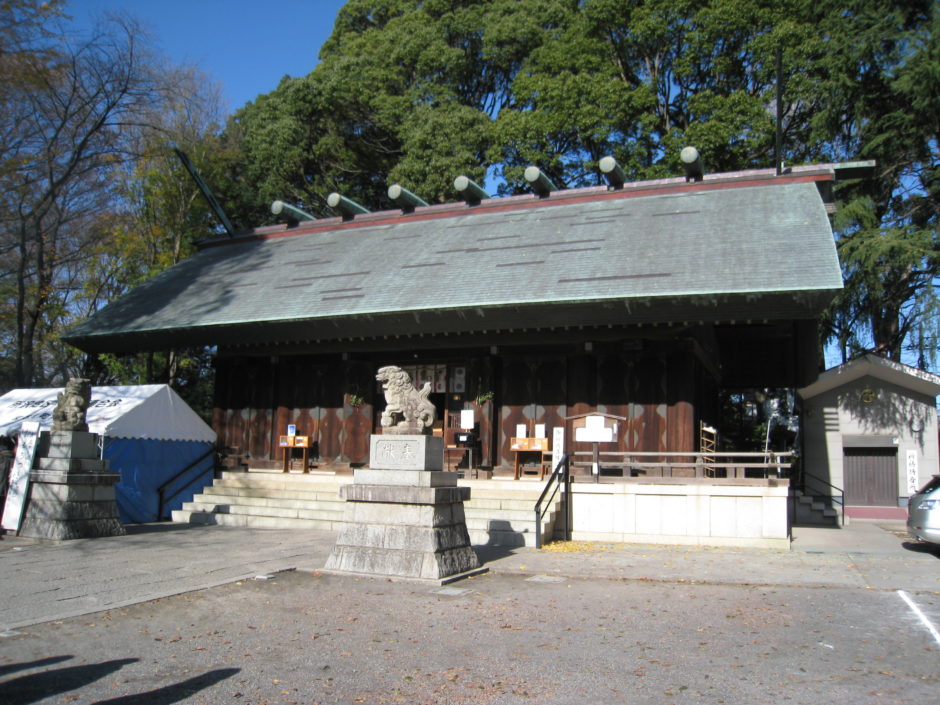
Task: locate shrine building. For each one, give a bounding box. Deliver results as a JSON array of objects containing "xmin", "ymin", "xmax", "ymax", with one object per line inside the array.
[
  {"xmin": 64, "ymin": 159, "xmax": 864, "ymax": 471},
  {"xmin": 61, "ymin": 158, "xmax": 869, "ymax": 546}
]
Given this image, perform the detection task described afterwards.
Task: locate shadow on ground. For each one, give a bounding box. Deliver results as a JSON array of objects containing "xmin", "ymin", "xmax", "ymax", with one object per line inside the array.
[{"xmin": 0, "ymin": 655, "xmax": 239, "ymax": 705}]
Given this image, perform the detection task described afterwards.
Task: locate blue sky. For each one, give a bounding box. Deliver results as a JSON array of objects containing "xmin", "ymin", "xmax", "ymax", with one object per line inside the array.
[{"xmin": 68, "ymin": 0, "xmax": 348, "ymax": 113}]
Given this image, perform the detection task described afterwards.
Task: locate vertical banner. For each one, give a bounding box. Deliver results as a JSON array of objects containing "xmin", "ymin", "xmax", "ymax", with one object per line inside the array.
[
  {"xmin": 1, "ymin": 421, "xmax": 41, "ymax": 532},
  {"xmin": 552, "ymin": 427, "xmax": 565, "ymax": 476},
  {"xmin": 906, "ymin": 450, "xmax": 919, "ymax": 494}
]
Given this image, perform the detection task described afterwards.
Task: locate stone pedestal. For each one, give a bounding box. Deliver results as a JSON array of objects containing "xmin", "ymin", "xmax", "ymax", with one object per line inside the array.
[
  {"xmin": 19, "ymin": 431, "xmax": 125, "ymax": 540},
  {"xmin": 325, "ymin": 434, "xmax": 484, "ymax": 583}
]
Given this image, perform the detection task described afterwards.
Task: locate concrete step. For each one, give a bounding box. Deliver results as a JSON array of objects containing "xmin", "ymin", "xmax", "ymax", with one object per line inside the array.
[
  {"xmin": 183, "ymin": 495, "xmax": 345, "ymax": 518},
  {"xmin": 175, "ymin": 471, "xmax": 565, "ymax": 546},
  {"xmin": 180, "ymin": 499, "xmax": 344, "ymax": 521},
  {"xmin": 791, "ymin": 489, "xmax": 840, "ymax": 526},
  {"xmin": 213, "ymin": 473, "xmax": 345, "ymax": 491},
  {"xmin": 468, "ymin": 528, "xmax": 532, "ymax": 547},
  {"xmin": 171, "ymin": 509, "xmax": 338, "ymax": 531},
  {"xmin": 464, "ymin": 497, "xmax": 546, "ymax": 511},
  {"xmin": 464, "ymin": 506, "xmax": 542, "ymax": 523},
  {"xmin": 188, "ymin": 493, "xmax": 345, "ymax": 513}
]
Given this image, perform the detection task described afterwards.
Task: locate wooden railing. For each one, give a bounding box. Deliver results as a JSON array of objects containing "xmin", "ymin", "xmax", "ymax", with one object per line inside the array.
[{"xmin": 570, "ymin": 450, "xmax": 793, "ymax": 480}]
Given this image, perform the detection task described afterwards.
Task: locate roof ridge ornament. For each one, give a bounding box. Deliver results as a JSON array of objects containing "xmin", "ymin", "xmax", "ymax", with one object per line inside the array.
[
  {"xmin": 454, "ymin": 175, "xmax": 489, "ymax": 205},
  {"xmin": 599, "ymin": 156, "xmax": 625, "ymax": 189},
  {"xmin": 681, "ymin": 146, "xmax": 705, "ymax": 182},
  {"xmin": 271, "ymin": 200, "xmax": 316, "ymax": 225},
  {"xmin": 327, "ymin": 192, "xmax": 370, "ymax": 221},
  {"xmin": 387, "ymin": 184, "xmax": 429, "ymax": 213},
  {"xmin": 524, "ymin": 166, "xmax": 555, "ymax": 197}
]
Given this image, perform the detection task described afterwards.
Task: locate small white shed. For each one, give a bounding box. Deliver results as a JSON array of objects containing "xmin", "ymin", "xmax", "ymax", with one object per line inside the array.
[
  {"xmin": 0, "ymin": 385, "xmax": 216, "ymax": 523},
  {"xmin": 798, "ymin": 355, "xmax": 940, "ymax": 519}
]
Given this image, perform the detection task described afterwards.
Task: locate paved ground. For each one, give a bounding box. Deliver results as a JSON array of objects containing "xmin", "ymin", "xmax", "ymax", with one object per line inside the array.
[
  {"xmin": 1, "ymin": 521, "xmax": 938, "ymax": 704},
  {"xmin": 1, "ymin": 520, "xmax": 936, "ymax": 632}
]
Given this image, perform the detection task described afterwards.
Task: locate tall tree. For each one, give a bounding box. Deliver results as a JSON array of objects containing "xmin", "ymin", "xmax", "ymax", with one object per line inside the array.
[
  {"xmin": 223, "ymin": 0, "xmax": 571, "ymax": 218},
  {"xmin": 0, "ymin": 10, "xmax": 162, "ymax": 388},
  {"xmin": 811, "ymin": 0, "xmax": 938, "ymax": 366},
  {"xmin": 141, "ymin": 0, "xmax": 936, "ymax": 373},
  {"xmin": 69, "ymin": 65, "xmax": 231, "ymax": 400}
]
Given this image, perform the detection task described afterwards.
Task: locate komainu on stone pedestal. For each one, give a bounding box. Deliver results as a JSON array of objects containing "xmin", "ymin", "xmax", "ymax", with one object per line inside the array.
[
  {"xmin": 18, "ymin": 378, "xmax": 125, "ymax": 540},
  {"xmin": 51, "ymin": 378, "xmax": 92, "ymax": 433},
  {"xmin": 324, "ymin": 366, "xmax": 483, "ymax": 583},
  {"xmin": 375, "ymin": 366, "xmax": 436, "ymax": 435}
]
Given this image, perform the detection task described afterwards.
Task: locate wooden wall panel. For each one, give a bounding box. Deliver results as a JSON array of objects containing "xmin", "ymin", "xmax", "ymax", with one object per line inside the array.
[
  {"xmin": 340, "ymin": 361, "xmax": 375, "ymax": 464},
  {"xmin": 465, "ymin": 356, "xmax": 496, "ymax": 466},
  {"xmin": 212, "ymin": 340, "xmax": 710, "ymax": 470}
]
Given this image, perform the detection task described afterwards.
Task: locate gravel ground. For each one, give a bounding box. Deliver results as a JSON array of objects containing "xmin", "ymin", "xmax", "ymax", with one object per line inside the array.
[{"xmin": 1, "ymin": 566, "xmax": 937, "ymax": 705}]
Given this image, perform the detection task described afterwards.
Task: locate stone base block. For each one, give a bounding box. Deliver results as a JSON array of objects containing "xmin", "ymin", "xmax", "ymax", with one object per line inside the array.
[
  {"xmin": 40, "ymin": 431, "xmax": 99, "ymax": 460},
  {"xmin": 36, "ymin": 457, "xmax": 108, "ymax": 473},
  {"xmin": 369, "ymin": 435, "xmax": 443, "ymax": 471},
  {"xmin": 19, "ymin": 513, "xmax": 125, "ymax": 540},
  {"xmin": 324, "ymin": 544, "xmax": 481, "ymax": 583},
  {"xmin": 354, "ymin": 468, "xmax": 457, "ymax": 487},
  {"xmin": 18, "ymin": 471, "xmax": 125, "ymax": 540},
  {"xmin": 341, "ymin": 483, "xmax": 470, "ymax": 506},
  {"xmin": 325, "ymin": 478, "xmax": 481, "ymax": 582}
]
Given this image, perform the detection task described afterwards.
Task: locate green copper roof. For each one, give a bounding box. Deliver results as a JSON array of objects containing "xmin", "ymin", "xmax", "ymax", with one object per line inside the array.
[{"xmin": 64, "ymin": 176, "xmax": 842, "ymax": 353}]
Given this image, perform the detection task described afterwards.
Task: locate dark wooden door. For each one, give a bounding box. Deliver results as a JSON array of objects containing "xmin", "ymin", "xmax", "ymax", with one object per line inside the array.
[{"xmin": 844, "ymin": 447, "xmax": 898, "ymax": 506}]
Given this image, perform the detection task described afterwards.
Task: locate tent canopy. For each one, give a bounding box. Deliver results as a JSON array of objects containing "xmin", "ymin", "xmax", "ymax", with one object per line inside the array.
[{"xmin": 0, "ymin": 384, "xmax": 215, "ymax": 443}]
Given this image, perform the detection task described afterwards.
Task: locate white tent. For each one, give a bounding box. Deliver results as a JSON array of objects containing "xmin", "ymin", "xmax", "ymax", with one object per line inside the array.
[
  {"xmin": 0, "ymin": 384, "xmax": 215, "ymax": 441},
  {"xmin": 0, "ymin": 385, "xmax": 216, "ymax": 523}
]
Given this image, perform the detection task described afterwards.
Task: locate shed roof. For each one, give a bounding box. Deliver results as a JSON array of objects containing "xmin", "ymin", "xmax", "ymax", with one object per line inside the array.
[
  {"xmin": 64, "ymin": 169, "xmax": 844, "ymax": 354},
  {"xmin": 798, "ymin": 354, "xmax": 940, "ymax": 400}
]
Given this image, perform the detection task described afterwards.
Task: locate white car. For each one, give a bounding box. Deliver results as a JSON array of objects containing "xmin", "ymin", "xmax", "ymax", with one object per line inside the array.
[{"xmin": 907, "ymin": 475, "xmax": 940, "ymax": 545}]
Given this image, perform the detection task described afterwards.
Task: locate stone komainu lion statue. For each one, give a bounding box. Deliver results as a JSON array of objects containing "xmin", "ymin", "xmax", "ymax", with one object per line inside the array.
[
  {"xmin": 375, "ymin": 366, "xmax": 436, "ymax": 435},
  {"xmin": 52, "ymin": 378, "xmax": 92, "ymax": 433}
]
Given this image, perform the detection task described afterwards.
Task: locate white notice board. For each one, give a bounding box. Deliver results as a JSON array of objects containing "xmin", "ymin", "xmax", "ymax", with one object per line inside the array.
[
  {"xmin": 551, "ymin": 427, "xmax": 565, "ymax": 475},
  {"xmin": 906, "ymin": 450, "xmax": 919, "ymax": 494},
  {"xmin": 1, "ymin": 421, "xmax": 40, "ymax": 532}
]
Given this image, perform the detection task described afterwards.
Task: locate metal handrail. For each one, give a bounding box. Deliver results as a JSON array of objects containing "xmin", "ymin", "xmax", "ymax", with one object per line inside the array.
[
  {"xmin": 157, "ymin": 446, "xmax": 217, "ymax": 520},
  {"xmin": 534, "ymin": 453, "xmax": 570, "ymax": 549},
  {"xmin": 800, "ymin": 470, "xmax": 844, "ymax": 508},
  {"xmin": 570, "ymin": 450, "xmax": 793, "ymax": 478}
]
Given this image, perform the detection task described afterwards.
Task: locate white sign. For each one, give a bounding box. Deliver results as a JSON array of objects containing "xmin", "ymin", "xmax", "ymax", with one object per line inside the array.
[
  {"xmin": 534, "ymin": 424, "xmax": 546, "ymax": 439},
  {"xmin": 287, "ymin": 424, "xmax": 297, "ymax": 436},
  {"xmin": 551, "ymin": 427, "xmax": 565, "ymax": 475},
  {"xmin": 1, "ymin": 421, "xmax": 40, "ymax": 532},
  {"xmin": 516, "ymin": 424, "xmax": 527, "ymax": 439},
  {"xmin": 906, "ymin": 450, "xmax": 919, "ymax": 494},
  {"xmin": 575, "ymin": 425, "xmax": 614, "ymax": 443},
  {"xmin": 460, "ymin": 409, "xmax": 475, "ymax": 430}
]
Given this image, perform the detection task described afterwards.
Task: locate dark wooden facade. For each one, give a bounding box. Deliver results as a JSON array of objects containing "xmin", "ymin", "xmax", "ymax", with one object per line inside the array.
[{"xmin": 212, "ymin": 332, "xmax": 724, "ymax": 470}]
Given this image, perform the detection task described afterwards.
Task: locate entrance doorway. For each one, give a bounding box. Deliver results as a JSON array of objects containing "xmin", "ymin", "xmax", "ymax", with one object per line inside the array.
[{"xmin": 843, "ymin": 447, "xmax": 898, "ymax": 506}]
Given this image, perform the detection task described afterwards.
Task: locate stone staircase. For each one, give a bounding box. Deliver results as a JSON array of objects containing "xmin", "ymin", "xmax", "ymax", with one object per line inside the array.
[
  {"xmin": 172, "ymin": 471, "xmax": 564, "ymax": 547},
  {"xmin": 171, "ymin": 471, "xmax": 347, "ymax": 531},
  {"xmin": 462, "ymin": 479, "xmax": 563, "ymax": 547},
  {"xmin": 790, "ymin": 488, "xmax": 841, "ymax": 527}
]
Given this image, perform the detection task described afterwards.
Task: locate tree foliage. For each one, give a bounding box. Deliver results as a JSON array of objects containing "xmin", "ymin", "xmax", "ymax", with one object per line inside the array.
[
  {"xmin": 817, "ymin": 2, "xmax": 939, "ymax": 366},
  {"xmin": 220, "ymin": 0, "xmax": 937, "ymax": 370},
  {"xmin": 0, "ymin": 2, "xmax": 227, "ymax": 412},
  {"xmin": 3, "ymin": 0, "xmax": 936, "ymax": 404}
]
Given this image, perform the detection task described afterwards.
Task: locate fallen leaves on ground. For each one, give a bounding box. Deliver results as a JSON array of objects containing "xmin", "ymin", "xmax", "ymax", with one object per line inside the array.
[{"xmin": 542, "ymin": 541, "xmax": 616, "ymax": 553}]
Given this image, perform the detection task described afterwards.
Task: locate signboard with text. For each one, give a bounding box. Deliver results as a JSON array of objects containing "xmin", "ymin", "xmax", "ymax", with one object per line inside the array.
[{"xmin": 1, "ymin": 421, "xmax": 40, "ymax": 532}]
